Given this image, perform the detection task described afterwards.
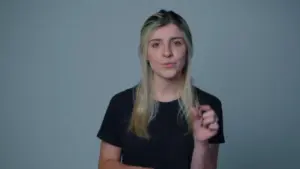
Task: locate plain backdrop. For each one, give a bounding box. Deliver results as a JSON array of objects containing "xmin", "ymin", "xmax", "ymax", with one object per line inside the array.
[{"xmin": 1, "ymin": 0, "xmax": 299, "ymax": 169}]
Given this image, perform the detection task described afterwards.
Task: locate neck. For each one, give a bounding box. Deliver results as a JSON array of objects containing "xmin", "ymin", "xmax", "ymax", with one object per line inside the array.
[{"xmin": 152, "ymin": 74, "xmax": 184, "ymax": 102}]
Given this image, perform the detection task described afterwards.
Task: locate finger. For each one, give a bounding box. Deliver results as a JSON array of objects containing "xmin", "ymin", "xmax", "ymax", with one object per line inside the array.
[
  {"xmin": 208, "ymin": 122, "xmax": 219, "ymax": 131},
  {"xmin": 202, "ymin": 110, "xmax": 214, "ymax": 118},
  {"xmin": 190, "ymin": 107, "xmax": 202, "ymax": 120},
  {"xmin": 202, "ymin": 116, "xmax": 216, "ymax": 127},
  {"xmin": 202, "ymin": 110, "xmax": 218, "ymax": 122},
  {"xmin": 199, "ymin": 105, "xmax": 212, "ymax": 112}
]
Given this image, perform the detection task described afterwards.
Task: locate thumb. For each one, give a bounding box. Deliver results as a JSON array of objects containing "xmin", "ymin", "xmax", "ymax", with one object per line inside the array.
[
  {"xmin": 190, "ymin": 106, "xmax": 202, "ymax": 121},
  {"xmin": 199, "ymin": 105, "xmax": 211, "ymax": 112}
]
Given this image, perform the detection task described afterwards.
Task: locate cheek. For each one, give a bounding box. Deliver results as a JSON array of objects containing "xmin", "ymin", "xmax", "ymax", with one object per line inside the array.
[
  {"xmin": 177, "ymin": 57, "xmax": 187, "ymax": 69},
  {"xmin": 146, "ymin": 51, "xmax": 157, "ymax": 69},
  {"xmin": 173, "ymin": 44, "xmax": 187, "ymax": 56},
  {"xmin": 174, "ymin": 48, "xmax": 187, "ymax": 64},
  {"xmin": 147, "ymin": 49, "xmax": 160, "ymax": 63}
]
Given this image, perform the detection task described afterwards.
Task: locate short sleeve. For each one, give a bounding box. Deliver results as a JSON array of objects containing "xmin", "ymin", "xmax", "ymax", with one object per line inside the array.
[
  {"xmin": 208, "ymin": 98, "xmax": 225, "ymax": 144},
  {"xmin": 97, "ymin": 95, "xmax": 123, "ymax": 147}
]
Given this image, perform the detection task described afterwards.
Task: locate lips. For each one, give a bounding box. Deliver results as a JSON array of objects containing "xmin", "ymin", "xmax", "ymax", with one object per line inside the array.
[
  {"xmin": 162, "ymin": 62, "xmax": 176, "ymax": 65},
  {"xmin": 162, "ymin": 62, "xmax": 176, "ymax": 68}
]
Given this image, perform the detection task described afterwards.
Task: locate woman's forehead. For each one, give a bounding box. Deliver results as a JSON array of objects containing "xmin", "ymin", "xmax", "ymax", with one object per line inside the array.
[{"xmin": 148, "ymin": 24, "xmax": 184, "ymax": 40}]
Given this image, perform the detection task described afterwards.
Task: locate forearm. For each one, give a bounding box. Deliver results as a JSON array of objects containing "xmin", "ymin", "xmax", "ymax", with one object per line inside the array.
[
  {"xmin": 100, "ymin": 160, "xmax": 152, "ymax": 169},
  {"xmin": 190, "ymin": 142, "xmax": 216, "ymax": 169}
]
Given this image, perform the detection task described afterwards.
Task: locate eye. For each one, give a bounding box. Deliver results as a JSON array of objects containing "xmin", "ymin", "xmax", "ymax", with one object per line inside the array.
[
  {"xmin": 173, "ymin": 40, "xmax": 183, "ymax": 46},
  {"xmin": 151, "ymin": 42, "xmax": 160, "ymax": 48}
]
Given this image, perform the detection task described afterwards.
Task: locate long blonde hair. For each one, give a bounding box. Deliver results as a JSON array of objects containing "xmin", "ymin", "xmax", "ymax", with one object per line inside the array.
[{"xmin": 128, "ymin": 9, "xmax": 199, "ymax": 138}]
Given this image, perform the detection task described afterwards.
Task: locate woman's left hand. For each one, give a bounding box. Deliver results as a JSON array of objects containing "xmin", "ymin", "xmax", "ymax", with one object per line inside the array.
[{"xmin": 191, "ymin": 105, "xmax": 219, "ymax": 143}]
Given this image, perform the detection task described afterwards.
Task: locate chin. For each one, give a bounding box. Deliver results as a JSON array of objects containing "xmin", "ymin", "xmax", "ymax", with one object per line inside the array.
[{"xmin": 157, "ymin": 70, "xmax": 181, "ymax": 80}]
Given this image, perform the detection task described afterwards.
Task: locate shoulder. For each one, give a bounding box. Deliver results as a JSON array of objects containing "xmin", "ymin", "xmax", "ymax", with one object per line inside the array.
[
  {"xmin": 97, "ymin": 86, "xmax": 137, "ymax": 146},
  {"xmin": 193, "ymin": 85, "xmax": 222, "ymax": 106},
  {"xmin": 101, "ymin": 85, "xmax": 137, "ymax": 124},
  {"xmin": 105, "ymin": 85, "xmax": 138, "ymax": 117},
  {"xmin": 109, "ymin": 85, "xmax": 137, "ymax": 105}
]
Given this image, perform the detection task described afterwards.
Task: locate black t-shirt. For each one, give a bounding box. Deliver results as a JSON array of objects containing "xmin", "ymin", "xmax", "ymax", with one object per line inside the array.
[{"xmin": 97, "ymin": 85, "xmax": 225, "ymax": 169}]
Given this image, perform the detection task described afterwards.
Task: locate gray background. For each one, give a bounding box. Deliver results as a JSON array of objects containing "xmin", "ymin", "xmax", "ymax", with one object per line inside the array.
[{"xmin": 1, "ymin": 0, "xmax": 299, "ymax": 169}]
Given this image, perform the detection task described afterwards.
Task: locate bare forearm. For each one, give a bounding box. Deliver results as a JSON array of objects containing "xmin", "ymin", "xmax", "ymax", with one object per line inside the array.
[
  {"xmin": 190, "ymin": 142, "xmax": 216, "ymax": 169},
  {"xmin": 100, "ymin": 160, "xmax": 152, "ymax": 169}
]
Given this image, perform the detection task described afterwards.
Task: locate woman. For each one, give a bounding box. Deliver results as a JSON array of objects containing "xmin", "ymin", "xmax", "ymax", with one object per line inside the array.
[{"xmin": 97, "ymin": 9, "xmax": 225, "ymax": 169}]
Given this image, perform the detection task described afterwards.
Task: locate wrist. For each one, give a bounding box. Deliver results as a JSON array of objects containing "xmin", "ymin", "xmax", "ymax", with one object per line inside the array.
[{"xmin": 194, "ymin": 140, "xmax": 209, "ymax": 149}]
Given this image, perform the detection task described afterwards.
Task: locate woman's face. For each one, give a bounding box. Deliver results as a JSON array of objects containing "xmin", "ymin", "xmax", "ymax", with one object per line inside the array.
[{"xmin": 147, "ymin": 24, "xmax": 187, "ymax": 80}]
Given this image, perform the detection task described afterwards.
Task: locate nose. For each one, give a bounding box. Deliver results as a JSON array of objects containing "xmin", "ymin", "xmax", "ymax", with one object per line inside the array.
[{"xmin": 163, "ymin": 45, "xmax": 172, "ymax": 58}]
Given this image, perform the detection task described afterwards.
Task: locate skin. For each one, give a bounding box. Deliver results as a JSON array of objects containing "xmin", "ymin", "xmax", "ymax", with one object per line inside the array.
[
  {"xmin": 190, "ymin": 105, "xmax": 220, "ymax": 169},
  {"xmin": 98, "ymin": 24, "xmax": 220, "ymax": 169},
  {"xmin": 147, "ymin": 24, "xmax": 187, "ymax": 101}
]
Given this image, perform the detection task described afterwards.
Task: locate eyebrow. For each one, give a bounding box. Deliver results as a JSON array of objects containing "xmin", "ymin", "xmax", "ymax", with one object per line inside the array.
[{"xmin": 149, "ymin": 37, "xmax": 184, "ymax": 42}]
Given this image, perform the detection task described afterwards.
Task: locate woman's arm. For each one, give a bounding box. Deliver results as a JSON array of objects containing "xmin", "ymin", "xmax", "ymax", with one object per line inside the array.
[
  {"xmin": 190, "ymin": 142, "xmax": 220, "ymax": 169},
  {"xmin": 98, "ymin": 141, "xmax": 152, "ymax": 169}
]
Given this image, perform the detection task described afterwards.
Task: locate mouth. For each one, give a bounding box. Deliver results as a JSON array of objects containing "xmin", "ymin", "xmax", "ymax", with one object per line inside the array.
[{"xmin": 162, "ymin": 62, "xmax": 176, "ymax": 68}]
